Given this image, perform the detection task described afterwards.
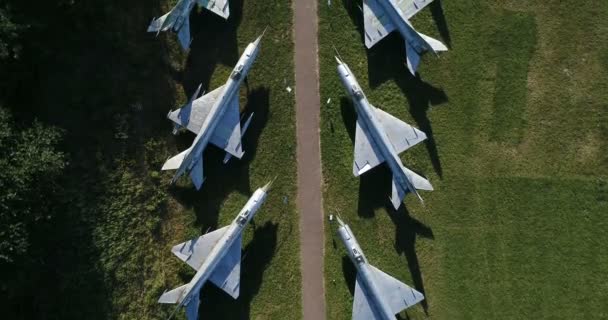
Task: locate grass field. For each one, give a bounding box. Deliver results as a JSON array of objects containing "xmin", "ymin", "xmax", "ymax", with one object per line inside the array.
[
  {"xmin": 319, "ymin": 0, "xmax": 608, "ymax": 319},
  {"xmin": 2, "ymin": 0, "xmax": 300, "ymax": 319}
]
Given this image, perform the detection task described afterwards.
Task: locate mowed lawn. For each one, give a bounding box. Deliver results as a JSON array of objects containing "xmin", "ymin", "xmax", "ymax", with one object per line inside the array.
[
  {"xmin": 319, "ymin": 1, "xmax": 607, "ymax": 319},
  {"xmin": 141, "ymin": 0, "xmax": 301, "ymax": 319}
]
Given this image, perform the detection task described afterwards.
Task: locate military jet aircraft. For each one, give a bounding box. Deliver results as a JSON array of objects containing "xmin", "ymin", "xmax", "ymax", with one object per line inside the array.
[
  {"xmin": 336, "ymin": 57, "xmax": 433, "ymax": 209},
  {"xmin": 362, "ymin": 0, "xmax": 447, "ymax": 74},
  {"xmin": 158, "ymin": 181, "xmax": 272, "ymax": 320},
  {"xmin": 147, "ymin": 0, "xmax": 230, "ymax": 50},
  {"xmin": 336, "ymin": 217, "xmax": 424, "ymax": 319},
  {"xmin": 162, "ymin": 33, "xmax": 262, "ymax": 190}
]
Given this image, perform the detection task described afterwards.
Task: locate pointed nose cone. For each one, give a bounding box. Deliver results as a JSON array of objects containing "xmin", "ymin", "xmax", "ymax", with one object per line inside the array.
[
  {"xmin": 335, "ymin": 56, "xmax": 343, "ymax": 65},
  {"xmin": 335, "ymin": 215, "xmax": 345, "ymax": 228},
  {"xmin": 261, "ymin": 176, "xmax": 276, "ymax": 193},
  {"xmin": 253, "ymin": 27, "xmax": 268, "ymax": 47}
]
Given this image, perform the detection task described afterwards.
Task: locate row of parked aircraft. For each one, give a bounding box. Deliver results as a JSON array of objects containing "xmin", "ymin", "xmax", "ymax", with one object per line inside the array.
[{"xmin": 147, "ymin": 0, "xmax": 447, "ymax": 319}]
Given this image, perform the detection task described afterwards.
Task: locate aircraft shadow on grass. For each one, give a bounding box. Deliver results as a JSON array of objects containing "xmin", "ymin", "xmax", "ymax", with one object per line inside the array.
[
  {"xmin": 168, "ymin": 87, "xmax": 271, "ymax": 231},
  {"xmin": 180, "ymin": 0, "xmax": 245, "ymax": 94},
  {"xmin": 341, "ymin": 0, "xmax": 450, "ymax": 179}
]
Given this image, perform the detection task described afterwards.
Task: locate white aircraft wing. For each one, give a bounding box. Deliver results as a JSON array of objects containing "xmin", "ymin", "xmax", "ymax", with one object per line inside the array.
[
  {"xmin": 373, "ymin": 105, "xmax": 426, "ymax": 154},
  {"xmin": 352, "ymin": 273, "xmax": 380, "ymax": 320},
  {"xmin": 353, "ymin": 118, "xmax": 385, "ymax": 177},
  {"xmin": 369, "ymin": 264, "xmax": 425, "ymax": 313},
  {"xmin": 170, "ymin": 226, "xmax": 229, "ymax": 271},
  {"xmin": 209, "ymin": 234, "xmax": 242, "ymax": 299},
  {"xmin": 198, "ymin": 0, "xmax": 230, "ymax": 19},
  {"xmin": 168, "ymin": 84, "xmax": 225, "ymax": 134},
  {"xmin": 363, "ymin": 0, "xmax": 396, "ymax": 48},
  {"xmin": 395, "ymin": 0, "xmax": 435, "ymax": 20},
  {"xmin": 209, "ymin": 94, "xmax": 244, "ymax": 159}
]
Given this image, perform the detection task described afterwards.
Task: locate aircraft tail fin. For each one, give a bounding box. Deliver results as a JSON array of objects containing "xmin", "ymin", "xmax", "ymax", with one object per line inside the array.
[
  {"xmin": 189, "ymin": 158, "xmax": 204, "ymax": 190},
  {"xmin": 405, "ymin": 42, "xmax": 422, "ymax": 75},
  {"xmin": 176, "ymin": 17, "xmax": 192, "ymax": 50},
  {"xmin": 158, "ymin": 284, "xmax": 189, "ymax": 304},
  {"xmin": 162, "ymin": 148, "xmax": 191, "ymax": 171}
]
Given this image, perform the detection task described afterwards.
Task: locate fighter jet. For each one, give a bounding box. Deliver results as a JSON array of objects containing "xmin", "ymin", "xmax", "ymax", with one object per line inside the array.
[
  {"xmin": 335, "ymin": 217, "xmax": 424, "ymax": 319},
  {"xmin": 158, "ymin": 181, "xmax": 272, "ymax": 320},
  {"xmin": 362, "ymin": 0, "xmax": 447, "ymax": 74},
  {"xmin": 147, "ymin": 0, "xmax": 230, "ymax": 50},
  {"xmin": 336, "ymin": 57, "xmax": 433, "ymax": 209},
  {"xmin": 162, "ymin": 33, "xmax": 263, "ymax": 190}
]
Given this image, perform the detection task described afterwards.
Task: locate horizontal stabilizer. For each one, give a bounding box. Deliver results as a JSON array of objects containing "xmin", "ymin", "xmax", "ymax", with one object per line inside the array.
[
  {"xmin": 147, "ymin": 11, "xmax": 173, "ymax": 33},
  {"xmin": 403, "ymin": 166, "xmax": 433, "ymax": 191},
  {"xmin": 158, "ymin": 284, "xmax": 189, "ymax": 304},
  {"xmin": 373, "ymin": 105, "xmax": 427, "ymax": 154},
  {"xmin": 353, "ymin": 119, "xmax": 385, "ymax": 177},
  {"xmin": 190, "ymin": 159, "xmax": 204, "ymax": 190},
  {"xmin": 199, "ymin": 0, "xmax": 230, "ymax": 19},
  {"xmin": 162, "ymin": 148, "xmax": 190, "ymax": 171},
  {"xmin": 171, "ymin": 226, "xmax": 229, "ymax": 271},
  {"xmin": 419, "ymin": 32, "xmax": 448, "ymax": 52},
  {"xmin": 209, "ymin": 235, "xmax": 242, "ymax": 299},
  {"xmin": 370, "ymin": 264, "xmax": 425, "ymax": 313}
]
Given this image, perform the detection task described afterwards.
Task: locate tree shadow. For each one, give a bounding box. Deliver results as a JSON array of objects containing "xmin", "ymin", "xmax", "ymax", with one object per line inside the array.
[
  {"xmin": 388, "ymin": 207, "xmax": 434, "ymax": 314},
  {"xmin": 342, "ymin": 0, "xmax": 449, "ymax": 179},
  {"xmin": 168, "ymin": 87, "xmax": 270, "ymax": 231},
  {"xmin": 181, "ymin": 0, "xmax": 244, "ymax": 94},
  {"xmin": 198, "ymin": 221, "xmax": 278, "ymax": 319},
  {"xmin": 0, "ymin": 0, "xmax": 182, "ymax": 318}
]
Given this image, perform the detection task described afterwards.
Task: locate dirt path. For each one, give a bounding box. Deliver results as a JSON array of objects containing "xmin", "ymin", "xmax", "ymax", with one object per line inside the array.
[{"xmin": 294, "ymin": 0, "xmax": 326, "ymax": 319}]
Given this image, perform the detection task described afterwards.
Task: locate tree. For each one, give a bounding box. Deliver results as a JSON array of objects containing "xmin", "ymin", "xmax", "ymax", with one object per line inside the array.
[{"xmin": 0, "ymin": 107, "xmax": 66, "ymax": 263}]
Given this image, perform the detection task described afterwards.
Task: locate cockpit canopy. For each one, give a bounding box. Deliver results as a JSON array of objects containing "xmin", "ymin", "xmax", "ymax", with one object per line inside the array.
[
  {"xmin": 231, "ymin": 64, "xmax": 244, "ymax": 80},
  {"xmin": 352, "ymin": 248, "xmax": 364, "ymax": 263},
  {"xmin": 352, "ymin": 85, "xmax": 364, "ymax": 100},
  {"xmin": 237, "ymin": 209, "xmax": 249, "ymax": 225}
]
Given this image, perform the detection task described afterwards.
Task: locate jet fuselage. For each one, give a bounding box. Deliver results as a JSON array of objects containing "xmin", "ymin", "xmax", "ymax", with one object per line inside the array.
[
  {"xmin": 337, "ymin": 222, "xmax": 395, "ymax": 320},
  {"xmin": 173, "ymin": 37, "xmax": 261, "ymax": 182},
  {"xmin": 177, "ymin": 185, "xmax": 268, "ymax": 308},
  {"xmin": 336, "ymin": 60, "xmax": 419, "ymax": 200}
]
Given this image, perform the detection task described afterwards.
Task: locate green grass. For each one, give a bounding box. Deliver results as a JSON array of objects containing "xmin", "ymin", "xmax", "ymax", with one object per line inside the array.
[
  {"xmin": 319, "ymin": 0, "xmax": 608, "ymax": 319},
  {"xmin": 1, "ymin": 0, "xmax": 300, "ymax": 319},
  {"xmin": 490, "ymin": 11, "xmax": 537, "ymax": 144}
]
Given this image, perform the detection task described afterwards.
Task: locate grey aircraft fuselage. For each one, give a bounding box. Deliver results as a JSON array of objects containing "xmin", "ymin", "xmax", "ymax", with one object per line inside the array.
[
  {"xmin": 173, "ymin": 182, "xmax": 269, "ymax": 310},
  {"xmin": 336, "ymin": 59, "xmax": 422, "ymax": 202},
  {"xmin": 172, "ymin": 36, "xmax": 262, "ymax": 184},
  {"xmin": 376, "ymin": 0, "xmax": 436, "ymax": 55},
  {"xmin": 337, "ymin": 219, "xmax": 395, "ymax": 320}
]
